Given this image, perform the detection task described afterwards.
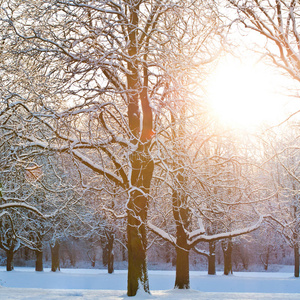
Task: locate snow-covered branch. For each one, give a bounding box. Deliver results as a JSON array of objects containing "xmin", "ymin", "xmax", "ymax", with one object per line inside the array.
[
  {"xmin": 147, "ymin": 222, "xmax": 176, "ymax": 246},
  {"xmin": 0, "ymin": 203, "xmax": 44, "ymax": 217},
  {"xmin": 189, "ymin": 215, "xmax": 264, "ymax": 247}
]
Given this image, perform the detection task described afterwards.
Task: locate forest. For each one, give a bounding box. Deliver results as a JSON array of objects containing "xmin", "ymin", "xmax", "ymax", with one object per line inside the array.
[{"xmin": 1, "ymin": 0, "xmax": 300, "ymax": 297}]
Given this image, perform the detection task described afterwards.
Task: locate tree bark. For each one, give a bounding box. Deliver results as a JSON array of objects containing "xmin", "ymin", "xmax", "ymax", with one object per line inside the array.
[
  {"xmin": 260, "ymin": 245, "xmax": 271, "ymax": 271},
  {"xmin": 294, "ymin": 243, "xmax": 299, "ymax": 278},
  {"xmin": 208, "ymin": 241, "xmax": 216, "ymax": 275},
  {"xmin": 107, "ymin": 232, "xmax": 114, "ymax": 274},
  {"xmin": 264, "ymin": 248, "xmax": 270, "ymax": 271},
  {"xmin": 35, "ymin": 250, "xmax": 43, "ymax": 272},
  {"xmin": 175, "ymin": 242, "xmax": 190, "ymax": 289},
  {"xmin": 125, "ymin": 0, "xmax": 154, "ymax": 294},
  {"xmin": 102, "ymin": 245, "xmax": 108, "ymax": 267},
  {"xmin": 50, "ymin": 240, "xmax": 60, "ymax": 272},
  {"xmin": 122, "ymin": 237, "xmax": 127, "ymax": 262},
  {"xmin": 127, "ymin": 146, "xmax": 153, "ymax": 296},
  {"xmin": 223, "ymin": 239, "xmax": 233, "ymax": 275},
  {"xmin": 6, "ymin": 248, "xmax": 14, "ymax": 271},
  {"xmin": 173, "ymin": 174, "xmax": 190, "ymax": 289},
  {"xmin": 91, "ymin": 254, "xmax": 96, "ymax": 268},
  {"xmin": 127, "ymin": 198, "xmax": 149, "ymax": 296}
]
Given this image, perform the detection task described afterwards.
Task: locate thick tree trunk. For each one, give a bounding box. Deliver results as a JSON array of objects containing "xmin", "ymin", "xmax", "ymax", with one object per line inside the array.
[
  {"xmin": 108, "ymin": 252, "xmax": 114, "ymax": 274},
  {"xmin": 35, "ymin": 237, "xmax": 43, "ymax": 271},
  {"xmin": 125, "ymin": 2, "xmax": 154, "ymax": 294},
  {"xmin": 35, "ymin": 250, "xmax": 43, "ymax": 272},
  {"xmin": 175, "ymin": 242, "xmax": 190, "ymax": 289},
  {"xmin": 6, "ymin": 249, "xmax": 14, "ymax": 271},
  {"xmin": 127, "ymin": 180, "xmax": 150, "ymax": 295},
  {"xmin": 127, "ymin": 200, "xmax": 149, "ymax": 296},
  {"xmin": 294, "ymin": 243, "xmax": 299, "ymax": 278},
  {"xmin": 50, "ymin": 240, "xmax": 60, "ymax": 272},
  {"xmin": 223, "ymin": 239, "xmax": 233, "ymax": 275},
  {"xmin": 173, "ymin": 174, "xmax": 190, "ymax": 289},
  {"xmin": 102, "ymin": 246, "xmax": 108, "ymax": 266},
  {"xmin": 208, "ymin": 241, "xmax": 216, "ymax": 275},
  {"xmin": 127, "ymin": 147, "xmax": 153, "ymax": 296}
]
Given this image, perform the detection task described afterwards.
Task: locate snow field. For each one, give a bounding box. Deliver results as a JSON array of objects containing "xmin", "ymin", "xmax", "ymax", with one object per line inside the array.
[{"xmin": 1, "ymin": 267, "xmax": 300, "ymax": 299}]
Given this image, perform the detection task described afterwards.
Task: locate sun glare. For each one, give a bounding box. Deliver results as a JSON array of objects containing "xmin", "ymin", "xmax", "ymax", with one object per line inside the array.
[{"xmin": 207, "ymin": 57, "xmax": 286, "ymax": 131}]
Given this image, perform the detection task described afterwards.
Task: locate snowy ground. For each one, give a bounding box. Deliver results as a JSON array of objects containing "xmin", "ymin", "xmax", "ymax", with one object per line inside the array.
[{"xmin": 0, "ymin": 266, "xmax": 300, "ymax": 299}]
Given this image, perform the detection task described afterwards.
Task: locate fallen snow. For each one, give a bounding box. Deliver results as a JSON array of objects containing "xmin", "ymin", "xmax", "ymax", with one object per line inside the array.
[{"xmin": 0, "ymin": 267, "xmax": 300, "ymax": 299}]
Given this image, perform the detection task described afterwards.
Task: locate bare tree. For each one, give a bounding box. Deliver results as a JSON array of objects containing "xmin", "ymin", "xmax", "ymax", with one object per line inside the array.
[
  {"xmin": 149, "ymin": 112, "xmax": 265, "ymax": 287},
  {"xmin": 260, "ymin": 126, "xmax": 300, "ymax": 277},
  {"xmin": 0, "ymin": 0, "xmax": 223, "ymax": 295},
  {"xmin": 228, "ymin": 0, "xmax": 300, "ymax": 84}
]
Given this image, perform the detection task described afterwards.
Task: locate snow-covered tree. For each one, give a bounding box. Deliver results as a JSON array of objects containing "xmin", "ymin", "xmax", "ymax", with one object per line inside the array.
[
  {"xmin": 260, "ymin": 126, "xmax": 300, "ymax": 277},
  {"xmin": 228, "ymin": 0, "xmax": 300, "ymax": 84},
  {"xmin": 0, "ymin": 0, "xmax": 224, "ymax": 295},
  {"xmin": 149, "ymin": 110, "xmax": 264, "ymax": 287}
]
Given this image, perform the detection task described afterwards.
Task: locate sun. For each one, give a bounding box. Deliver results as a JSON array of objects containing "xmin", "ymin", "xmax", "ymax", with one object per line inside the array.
[{"xmin": 207, "ymin": 56, "xmax": 285, "ymax": 131}]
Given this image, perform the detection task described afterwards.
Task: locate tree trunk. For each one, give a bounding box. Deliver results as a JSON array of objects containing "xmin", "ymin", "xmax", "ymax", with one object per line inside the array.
[
  {"xmin": 264, "ymin": 248, "xmax": 270, "ymax": 271},
  {"xmin": 108, "ymin": 252, "xmax": 114, "ymax": 274},
  {"xmin": 174, "ymin": 214, "xmax": 190, "ymax": 289},
  {"xmin": 102, "ymin": 246, "xmax": 108, "ymax": 266},
  {"xmin": 127, "ymin": 203, "xmax": 149, "ymax": 296},
  {"xmin": 35, "ymin": 250, "xmax": 43, "ymax": 272},
  {"xmin": 208, "ymin": 241, "xmax": 216, "ymax": 275},
  {"xmin": 122, "ymin": 238, "xmax": 127, "ymax": 262},
  {"xmin": 125, "ymin": 0, "xmax": 154, "ymax": 294},
  {"xmin": 125, "ymin": 2, "xmax": 154, "ymax": 294},
  {"xmin": 165, "ymin": 242, "xmax": 173, "ymax": 264},
  {"xmin": 260, "ymin": 245, "xmax": 271, "ymax": 271},
  {"xmin": 175, "ymin": 242, "xmax": 190, "ymax": 289},
  {"xmin": 127, "ymin": 146, "xmax": 153, "ymax": 296},
  {"xmin": 24, "ymin": 246, "xmax": 30, "ymax": 261},
  {"xmin": 6, "ymin": 248, "xmax": 14, "ymax": 271},
  {"xmin": 91, "ymin": 254, "xmax": 96, "ymax": 268},
  {"xmin": 223, "ymin": 239, "xmax": 233, "ymax": 275},
  {"xmin": 107, "ymin": 232, "xmax": 114, "ymax": 274},
  {"xmin": 50, "ymin": 240, "xmax": 60, "ymax": 272},
  {"xmin": 127, "ymin": 195, "xmax": 150, "ymax": 296},
  {"xmin": 66, "ymin": 244, "xmax": 76, "ymax": 267},
  {"xmin": 173, "ymin": 174, "xmax": 190, "ymax": 289},
  {"xmin": 294, "ymin": 243, "xmax": 299, "ymax": 278}
]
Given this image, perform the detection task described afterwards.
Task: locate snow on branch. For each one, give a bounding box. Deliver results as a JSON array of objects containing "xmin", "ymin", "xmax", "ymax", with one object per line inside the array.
[
  {"xmin": 72, "ymin": 150, "xmax": 124, "ymax": 187},
  {"xmin": 102, "ymin": 206, "xmax": 127, "ymax": 219},
  {"xmin": 0, "ymin": 203, "xmax": 44, "ymax": 217},
  {"xmin": 16, "ymin": 235, "xmax": 39, "ymax": 251},
  {"xmin": 147, "ymin": 222, "xmax": 176, "ymax": 245},
  {"xmin": 0, "ymin": 202, "xmax": 65, "ymax": 219},
  {"xmin": 193, "ymin": 247, "xmax": 209, "ymax": 257},
  {"xmin": 56, "ymin": 0, "xmax": 126, "ymax": 17},
  {"xmin": 186, "ymin": 227, "xmax": 206, "ymax": 241},
  {"xmin": 188, "ymin": 215, "xmax": 264, "ymax": 247},
  {"xmin": 187, "ymin": 209, "xmax": 206, "ymax": 240}
]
